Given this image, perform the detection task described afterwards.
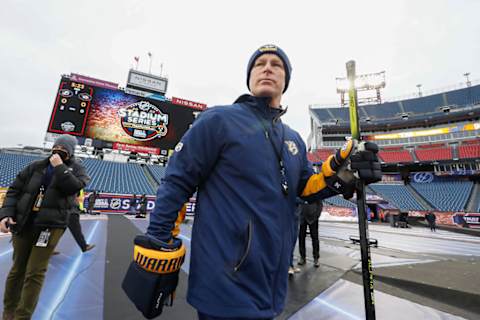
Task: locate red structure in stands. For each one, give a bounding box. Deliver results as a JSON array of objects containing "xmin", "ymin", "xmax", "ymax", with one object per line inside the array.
[
  {"xmin": 378, "ymin": 146, "xmax": 413, "ymax": 163},
  {"xmin": 459, "ymin": 140, "xmax": 480, "ymax": 159},
  {"xmin": 307, "ymin": 149, "xmax": 333, "ymax": 163},
  {"xmin": 415, "ymin": 143, "xmax": 452, "ymax": 161}
]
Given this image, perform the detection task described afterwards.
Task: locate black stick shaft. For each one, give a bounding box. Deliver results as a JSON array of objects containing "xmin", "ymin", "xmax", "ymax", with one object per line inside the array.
[{"xmin": 346, "ymin": 60, "xmax": 376, "ymax": 320}]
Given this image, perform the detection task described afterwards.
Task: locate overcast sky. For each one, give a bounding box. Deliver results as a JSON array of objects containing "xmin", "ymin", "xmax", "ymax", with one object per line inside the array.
[{"xmin": 0, "ymin": 0, "xmax": 479, "ymax": 148}]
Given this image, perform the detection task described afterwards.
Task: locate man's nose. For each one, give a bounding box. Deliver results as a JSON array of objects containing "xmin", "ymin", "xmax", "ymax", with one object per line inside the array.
[{"xmin": 261, "ymin": 63, "xmax": 273, "ymax": 73}]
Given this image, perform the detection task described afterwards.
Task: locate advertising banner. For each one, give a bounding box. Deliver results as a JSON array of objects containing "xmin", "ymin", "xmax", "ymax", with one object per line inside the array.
[
  {"xmin": 112, "ymin": 142, "xmax": 160, "ymax": 155},
  {"xmin": 370, "ymin": 121, "xmax": 480, "ymax": 141},
  {"xmin": 84, "ymin": 192, "xmax": 196, "ymax": 215},
  {"xmin": 70, "ymin": 73, "xmax": 119, "ymax": 90},
  {"xmin": 172, "ymin": 97, "xmax": 207, "ymax": 110},
  {"xmin": 453, "ymin": 213, "xmax": 480, "ymax": 228}
]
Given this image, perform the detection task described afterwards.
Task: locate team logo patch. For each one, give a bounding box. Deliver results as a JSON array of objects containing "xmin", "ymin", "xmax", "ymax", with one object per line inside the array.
[
  {"xmin": 259, "ymin": 44, "xmax": 278, "ymax": 53},
  {"xmin": 285, "ymin": 140, "xmax": 298, "ymax": 156},
  {"xmin": 174, "ymin": 142, "xmax": 183, "ymax": 152}
]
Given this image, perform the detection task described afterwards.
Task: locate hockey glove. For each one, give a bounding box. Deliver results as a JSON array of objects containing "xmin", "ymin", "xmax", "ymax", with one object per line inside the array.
[
  {"xmin": 323, "ymin": 140, "xmax": 382, "ymax": 199},
  {"xmin": 122, "ymin": 235, "xmax": 186, "ymax": 319},
  {"xmin": 350, "ymin": 141, "xmax": 382, "ymax": 184}
]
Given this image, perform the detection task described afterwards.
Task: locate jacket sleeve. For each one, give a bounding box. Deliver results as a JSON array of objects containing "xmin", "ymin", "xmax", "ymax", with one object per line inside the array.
[
  {"xmin": 147, "ymin": 109, "xmax": 225, "ymax": 242},
  {"xmin": 53, "ymin": 162, "xmax": 91, "ymax": 196},
  {"xmin": 0, "ymin": 163, "xmax": 33, "ymax": 221},
  {"xmin": 296, "ymin": 136, "xmax": 337, "ymax": 202}
]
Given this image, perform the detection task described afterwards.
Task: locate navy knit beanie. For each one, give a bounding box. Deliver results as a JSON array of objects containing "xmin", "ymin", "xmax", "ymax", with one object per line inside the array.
[
  {"xmin": 246, "ymin": 44, "xmax": 292, "ymax": 93},
  {"xmin": 53, "ymin": 134, "xmax": 78, "ymax": 157}
]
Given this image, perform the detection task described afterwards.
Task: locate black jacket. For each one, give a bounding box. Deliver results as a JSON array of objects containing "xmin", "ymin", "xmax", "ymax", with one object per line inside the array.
[
  {"xmin": 0, "ymin": 157, "xmax": 90, "ymax": 233},
  {"xmin": 426, "ymin": 213, "xmax": 436, "ymax": 224},
  {"xmin": 300, "ymin": 200, "xmax": 323, "ymax": 225}
]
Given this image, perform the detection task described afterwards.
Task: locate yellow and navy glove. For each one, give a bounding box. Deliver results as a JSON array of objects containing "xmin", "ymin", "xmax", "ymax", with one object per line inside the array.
[
  {"xmin": 300, "ymin": 140, "xmax": 356, "ymax": 201},
  {"xmin": 122, "ymin": 235, "xmax": 186, "ymax": 319},
  {"xmin": 321, "ymin": 140, "xmax": 357, "ymax": 199},
  {"xmin": 323, "ymin": 140, "xmax": 382, "ymax": 199}
]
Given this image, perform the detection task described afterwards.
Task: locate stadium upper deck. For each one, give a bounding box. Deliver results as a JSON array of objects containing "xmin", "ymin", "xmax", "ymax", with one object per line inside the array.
[
  {"xmin": 309, "ymin": 83, "xmax": 480, "ymax": 152},
  {"xmin": 310, "ymin": 83, "xmax": 480, "ymax": 133}
]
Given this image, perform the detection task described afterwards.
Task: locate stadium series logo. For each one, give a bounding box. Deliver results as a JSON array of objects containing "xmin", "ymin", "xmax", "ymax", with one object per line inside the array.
[{"xmin": 118, "ymin": 101, "xmax": 169, "ymax": 141}]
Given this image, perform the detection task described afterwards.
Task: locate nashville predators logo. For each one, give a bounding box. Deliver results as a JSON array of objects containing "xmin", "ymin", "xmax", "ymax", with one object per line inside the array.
[
  {"xmin": 259, "ymin": 44, "xmax": 278, "ymax": 53},
  {"xmin": 285, "ymin": 140, "xmax": 298, "ymax": 156},
  {"xmin": 174, "ymin": 142, "xmax": 183, "ymax": 153}
]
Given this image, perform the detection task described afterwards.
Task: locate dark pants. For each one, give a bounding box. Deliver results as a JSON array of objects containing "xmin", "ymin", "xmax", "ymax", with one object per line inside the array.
[
  {"xmin": 299, "ymin": 220, "xmax": 319, "ymax": 260},
  {"xmin": 68, "ymin": 211, "xmax": 87, "ymax": 251},
  {"xmin": 198, "ymin": 312, "xmax": 272, "ymax": 320},
  {"xmin": 3, "ymin": 224, "xmax": 64, "ymax": 320}
]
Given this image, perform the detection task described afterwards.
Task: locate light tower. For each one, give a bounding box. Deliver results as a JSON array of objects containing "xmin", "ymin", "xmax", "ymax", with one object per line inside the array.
[
  {"xmin": 336, "ymin": 70, "xmax": 386, "ymax": 106},
  {"xmin": 416, "ymin": 84, "xmax": 422, "ymax": 97},
  {"xmin": 464, "ymin": 72, "xmax": 471, "ymax": 87}
]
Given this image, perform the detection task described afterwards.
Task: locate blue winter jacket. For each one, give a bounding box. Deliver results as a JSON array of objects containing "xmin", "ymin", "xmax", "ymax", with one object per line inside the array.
[{"xmin": 147, "ymin": 94, "xmax": 336, "ymax": 318}]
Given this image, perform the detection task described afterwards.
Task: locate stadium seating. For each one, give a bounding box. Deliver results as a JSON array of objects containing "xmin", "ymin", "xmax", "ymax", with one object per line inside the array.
[
  {"xmin": 311, "ymin": 108, "xmax": 336, "ymax": 123},
  {"xmin": 402, "ymin": 93, "xmax": 444, "ymax": 114},
  {"xmin": 312, "ymin": 84, "xmax": 480, "ymax": 124},
  {"xmin": 325, "ymin": 195, "xmax": 356, "ymax": 208},
  {"xmin": 446, "ymin": 85, "xmax": 480, "ymax": 106},
  {"xmin": 361, "ymin": 101, "xmax": 403, "ymax": 120},
  {"xmin": 82, "ymin": 159, "xmax": 156, "ymax": 195},
  {"xmin": 0, "ymin": 152, "xmax": 167, "ymax": 196},
  {"xmin": 411, "ymin": 180, "xmax": 473, "ymax": 211},
  {"xmin": 327, "ymin": 108, "xmax": 350, "ymax": 124},
  {"xmin": 414, "ymin": 144, "xmax": 452, "ymax": 161},
  {"xmin": 0, "ymin": 152, "xmax": 42, "ymax": 187},
  {"xmin": 378, "ymin": 147, "xmax": 413, "ymax": 163},
  {"xmin": 147, "ymin": 164, "xmax": 167, "ymax": 185},
  {"xmin": 459, "ymin": 140, "xmax": 480, "ymax": 159},
  {"xmin": 369, "ymin": 184, "xmax": 426, "ymax": 211}
]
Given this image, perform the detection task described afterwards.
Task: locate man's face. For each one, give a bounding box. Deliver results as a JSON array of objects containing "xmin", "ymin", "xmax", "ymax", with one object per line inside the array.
[
  {"xmin": 249, "ymin": 53, "xmax": 285, "ymax": 101},
  {"xmin": 52, "ymin": 145, "xmax": 70, "ymax": 161}
]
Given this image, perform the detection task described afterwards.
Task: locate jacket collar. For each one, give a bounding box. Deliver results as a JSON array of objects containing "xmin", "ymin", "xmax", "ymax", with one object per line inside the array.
[{"xmin": 234, "ymin": 94, "xmax": 288, "ymax": 121}]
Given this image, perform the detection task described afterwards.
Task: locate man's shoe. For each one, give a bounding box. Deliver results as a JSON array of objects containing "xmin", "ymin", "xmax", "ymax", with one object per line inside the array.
[
  {"xmin": 314, "ymin": 259, "xmax": 320, "ymax": 268},
  {"xmin": 288, "ymin": 266, "xmax": 295, "ymax": 276},
  {"xmin": 293, "ymin": 266, "xmax": 301, "ymax": 273},
  {"xmin": 83, "ymin": 244, "xmax": 96, "ymax": 253},
  {"xmin": 297, "ymin": 257, "xmax": 306, "ymax": 265}
]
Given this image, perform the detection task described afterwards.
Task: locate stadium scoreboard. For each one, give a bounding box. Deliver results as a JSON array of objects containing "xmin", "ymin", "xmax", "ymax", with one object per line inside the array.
[
  {"xmin": 48, "ymin": 80, "xmax": 93, "ymax": 136},
  {"xmin": 47, "ymin": 75, "xmax": 206, "ymax": 154}
]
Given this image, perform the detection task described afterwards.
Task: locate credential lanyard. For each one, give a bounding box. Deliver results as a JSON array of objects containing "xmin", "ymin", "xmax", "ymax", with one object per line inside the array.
[{"xmin": 249, "ymin": 108, "xmax": 289, "ymax": 196}]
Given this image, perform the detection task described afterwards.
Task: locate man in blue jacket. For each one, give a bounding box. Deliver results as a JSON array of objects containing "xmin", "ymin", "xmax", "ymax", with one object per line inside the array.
[{"xmin": 146, "ymin": 44, "xmax": 381, "ymax": 319}]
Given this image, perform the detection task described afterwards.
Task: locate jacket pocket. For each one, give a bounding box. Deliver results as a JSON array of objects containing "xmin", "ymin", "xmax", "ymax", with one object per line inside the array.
[{"xmin": 233, "ymin": 220, "xmax": 253, "ymax": 272}]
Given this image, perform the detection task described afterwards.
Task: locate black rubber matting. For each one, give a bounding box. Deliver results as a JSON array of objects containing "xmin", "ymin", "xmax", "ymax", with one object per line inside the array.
[{"xmin": 103, "ymin": 215, "xmax": 196, "ymax": 320}]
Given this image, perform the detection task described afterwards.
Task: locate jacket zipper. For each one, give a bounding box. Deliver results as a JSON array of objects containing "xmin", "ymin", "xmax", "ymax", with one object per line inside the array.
[{"xmin": 234, "ymin": 220, "xmax": 253, "ymax": 272}]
